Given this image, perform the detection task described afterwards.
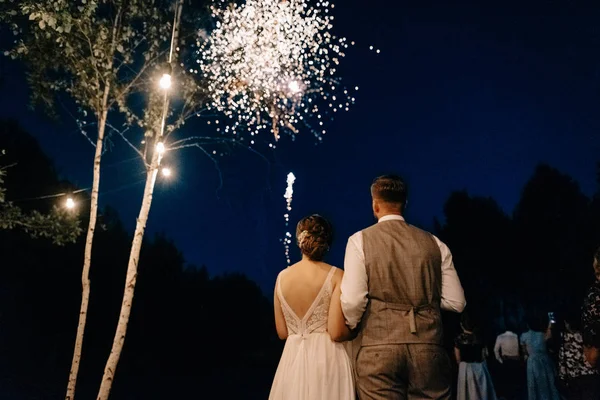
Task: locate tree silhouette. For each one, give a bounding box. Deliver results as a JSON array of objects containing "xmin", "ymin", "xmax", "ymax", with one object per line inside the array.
[
  {"xmin": 437, "ymin": 191, "xmax": 513, "ymax": 300},
  {"xmin": 513, "ymin": 164, "xmax": 592, "ymax": 308},
  {"xmin": 437, "ymin": 163, "xmax": 600, "ymax": 338},
  {"xmin": 0, "ymin": 120, "xmax": 80, "ymax": 244}
]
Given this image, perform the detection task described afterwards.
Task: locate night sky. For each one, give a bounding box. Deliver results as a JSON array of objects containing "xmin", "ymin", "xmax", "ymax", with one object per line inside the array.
[{"xmin": 1, "ymin": 0, "xmax": 600, "ymax": 292}]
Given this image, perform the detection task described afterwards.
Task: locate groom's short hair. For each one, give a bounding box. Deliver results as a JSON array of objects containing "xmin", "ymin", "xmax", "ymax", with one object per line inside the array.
[{"xmin": 371, "ymin": 175, "xmax": 407, "ymax": 210}]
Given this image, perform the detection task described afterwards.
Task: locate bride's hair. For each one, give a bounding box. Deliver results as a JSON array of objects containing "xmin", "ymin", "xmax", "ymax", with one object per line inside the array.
[{"xmin": 296, "ymin": 215, "xmax": 333, "ymax": 261}]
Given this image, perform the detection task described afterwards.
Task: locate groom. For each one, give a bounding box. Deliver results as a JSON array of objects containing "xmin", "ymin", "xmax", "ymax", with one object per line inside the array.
[{"xmin": 341, "ymin": 175, "xmax": 466, "ymax": 399}]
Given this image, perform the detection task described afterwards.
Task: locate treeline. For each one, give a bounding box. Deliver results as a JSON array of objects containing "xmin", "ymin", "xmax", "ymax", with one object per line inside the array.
[{"xmin": 435, "ymin": 162, "xmax": 600, "ymax": 345}]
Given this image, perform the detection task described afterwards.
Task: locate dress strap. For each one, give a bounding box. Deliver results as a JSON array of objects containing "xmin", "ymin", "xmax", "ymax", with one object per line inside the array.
[
  {"xmin": 326, "ymin": 266, "xmax": 336, "ymax": 284},
  {"xmin": 276, "ymin": 271, "xmax": 285, "ymax": 302}
]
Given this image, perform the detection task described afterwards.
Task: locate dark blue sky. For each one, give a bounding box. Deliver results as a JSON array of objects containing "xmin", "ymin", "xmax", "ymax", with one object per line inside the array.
[{"xmin": 1, "ymin": 0, "xmax": 600, "ymax": 292}]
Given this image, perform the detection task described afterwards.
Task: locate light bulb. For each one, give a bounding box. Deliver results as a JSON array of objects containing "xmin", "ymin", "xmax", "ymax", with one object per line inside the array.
[
  {"xmin": 159, "ymin": 73, "xmax": 172, "ymax": 89},
  {"xmin": 161, "ymin": 167, "xmax": 172, "ymax": 177},
  {"xmin": 156, "ymin": 142, "xmax": 166, "ymax": 154},
  {"xmin": 65, "ymin": 197, "xmax": 75, "ymax": 210}
]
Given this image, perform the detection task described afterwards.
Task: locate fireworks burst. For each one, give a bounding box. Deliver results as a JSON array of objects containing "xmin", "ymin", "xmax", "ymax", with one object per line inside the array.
[
  {"xmin": 196, "ymin": 0, "xmax": 356, "ymax": 144},
  {"xmin": 283, "ymin": 172, "xmax": 296, "ymax": 264}
]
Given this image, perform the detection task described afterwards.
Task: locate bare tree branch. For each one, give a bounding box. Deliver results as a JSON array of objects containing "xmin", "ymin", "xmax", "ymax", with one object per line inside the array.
[{"xmin": 105, "ymin": 123, "xmax": 147, "ymax": 164}]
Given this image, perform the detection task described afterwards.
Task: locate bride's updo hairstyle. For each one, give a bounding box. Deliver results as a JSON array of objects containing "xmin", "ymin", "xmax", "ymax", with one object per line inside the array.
[{"xmin": 296, "ymin": 214, "xmax": 333, "ymax": 262}]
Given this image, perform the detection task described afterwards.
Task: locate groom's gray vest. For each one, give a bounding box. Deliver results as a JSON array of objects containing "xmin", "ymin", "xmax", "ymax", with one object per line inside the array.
[{"xmin": 354, "ymin": 219, "xmax": 444, "ymax": 349}]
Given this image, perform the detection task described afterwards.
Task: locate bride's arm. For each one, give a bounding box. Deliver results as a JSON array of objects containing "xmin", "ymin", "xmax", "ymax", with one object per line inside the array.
[
  {"xmin": 274, "ymin": 275, "xmax": 288, "ymax": 340},
  {"xmin": 328, "ymin": 269, "xmax": 355, "ymax": 342}
]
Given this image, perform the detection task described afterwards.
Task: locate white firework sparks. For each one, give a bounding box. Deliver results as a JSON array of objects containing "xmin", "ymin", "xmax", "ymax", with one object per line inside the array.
[
  {"xmin": 196, "ymin": 0, "xmax": 356, "ymax": 143},
  {"xmin": 283, "ymin": 172, "xmax": 296, "ymax": 264}
]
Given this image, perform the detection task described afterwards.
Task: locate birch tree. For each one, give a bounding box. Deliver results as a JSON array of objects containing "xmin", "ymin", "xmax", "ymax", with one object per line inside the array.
[
  {"xmin": 95, "ymin": 2, "xmax": 213, "ymax": 397},
  {"xmin": 1, "ymin": 1, "xmax": 173, "ymax": 398}
]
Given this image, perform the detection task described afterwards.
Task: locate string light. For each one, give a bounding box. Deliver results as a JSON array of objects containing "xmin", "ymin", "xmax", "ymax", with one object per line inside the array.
[
  {"xmin": 13, "ymin": 174, "xmax": 147, "ymax": 206},
  {"xmin": 159, "ymin": 73, "xmax": 172, "ymax": 90},
  {"xmin": 196, "ymin": 0, "xmax": 357, "ymax": 144},
  {"xmin": 161, "ymin": 167, "xmax": 172, "ymax": 177},
  {"xmin": 156, "ymin": 142, "xmax": 166, "ymax": 155},
  {"xmin": 283, "ymin": 172, "xmax": 296, "ymax": 264},
  {"xmin": 65, "ymin": 197, "xmax": 75, "ymax": 210}
]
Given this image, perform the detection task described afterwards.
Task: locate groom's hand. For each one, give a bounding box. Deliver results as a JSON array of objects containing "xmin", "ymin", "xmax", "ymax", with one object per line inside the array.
[{"xmin": 345, "ymin": 323, "xmax": 361, "ymax": 341}]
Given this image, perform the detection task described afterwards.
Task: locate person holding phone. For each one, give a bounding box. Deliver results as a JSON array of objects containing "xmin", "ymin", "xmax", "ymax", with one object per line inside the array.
[{"xmin": 520, "ymin": 310, "xmax": 560, "ymax": 400}]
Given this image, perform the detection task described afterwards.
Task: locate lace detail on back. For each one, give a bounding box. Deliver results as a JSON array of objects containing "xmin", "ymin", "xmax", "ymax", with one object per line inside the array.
[{"xmin": 277, "ymin": 267, "xmax": 336, "ymax": 336}]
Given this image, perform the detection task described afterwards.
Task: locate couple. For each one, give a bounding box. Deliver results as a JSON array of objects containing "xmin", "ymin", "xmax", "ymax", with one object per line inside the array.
[{"xmin": 269, "ymin": 175, "xmax": 467, "ymax": 400}]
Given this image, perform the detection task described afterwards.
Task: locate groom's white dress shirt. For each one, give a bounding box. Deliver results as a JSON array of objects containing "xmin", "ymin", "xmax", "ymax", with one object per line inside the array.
[{"xmin": 341, "ymin": 215, "xmax": 466, "ymax": 330}]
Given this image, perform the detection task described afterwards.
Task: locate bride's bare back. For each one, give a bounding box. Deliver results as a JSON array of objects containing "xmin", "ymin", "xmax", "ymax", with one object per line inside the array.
[
  {"xmin": 273, "ymin": 214, "xmax": 352, "ymax": 342},
  {"xmin": 279, "ymin": 261, "xmax": 335, "ymax": 319},
  {"xmin": 274, "ymin": 259, "xmax": 351, "ymax": 341}
]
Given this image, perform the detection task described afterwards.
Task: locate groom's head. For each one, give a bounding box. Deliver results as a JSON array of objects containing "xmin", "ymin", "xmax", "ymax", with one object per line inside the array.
[{"xmin": 371, "ymin": 175, "xmax": 407, "ymax": 220}]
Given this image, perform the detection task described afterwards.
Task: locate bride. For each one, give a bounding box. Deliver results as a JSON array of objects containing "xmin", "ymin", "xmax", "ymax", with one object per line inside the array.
[{"xmin": 269, "ymin": 215, "xmax": 355, "ymax": 400}]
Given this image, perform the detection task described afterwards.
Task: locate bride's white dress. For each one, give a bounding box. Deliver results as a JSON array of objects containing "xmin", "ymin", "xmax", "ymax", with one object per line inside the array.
[{"xmin": 269, "ymin": 267, "xmax": 355, "ymax": 400}]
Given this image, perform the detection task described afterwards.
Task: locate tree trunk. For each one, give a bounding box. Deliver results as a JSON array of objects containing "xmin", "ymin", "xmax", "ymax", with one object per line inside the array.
[
  {"xmin": 66, "ymin": 6, "xmax": 123, "ymax": 399},
  {"xmin": 96, "ymin": 151, "xmax": 160, "ymax": 400},
  {"xmin": 65, "ymin": 102, "xmax": 109, "ymax": 400},
  {"xmin": 95, "ymin": 3, "xmax": 181, "ymax": 397}
]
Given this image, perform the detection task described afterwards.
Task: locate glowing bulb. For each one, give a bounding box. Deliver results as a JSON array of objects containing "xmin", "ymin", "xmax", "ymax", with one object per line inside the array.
[
  {"xmin": 65, "ymin": 197, "xmax": 75, "ymax": 210},
  {"xmin": 288, "ymin": 80, "xmax": 301, "ymax": 93},
  {"xmin": 161, "ymin": 167, "xmax": 172, "ymax": 177},
  {"xmin": 159, "ymin": 73, "xmax": 172, "ymax": 89},
  {"xmin": 156, "ymin": 142, "xmax": 166, "ymax": 154}
]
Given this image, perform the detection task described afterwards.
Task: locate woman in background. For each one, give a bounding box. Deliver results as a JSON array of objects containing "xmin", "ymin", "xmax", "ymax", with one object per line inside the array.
[
  {"xmin": 520, "ymin": 311, "xmax": 560, "ymax": 400},
  {"xmin": 454, "ymin": 312, "xmax": 497, "ymax": 400}
]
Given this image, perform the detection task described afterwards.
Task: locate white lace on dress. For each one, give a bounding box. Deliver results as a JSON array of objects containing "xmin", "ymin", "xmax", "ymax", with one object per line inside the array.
[{"xmin": 277, "ymin": 267, "xmax": 336, "ymax": 337}]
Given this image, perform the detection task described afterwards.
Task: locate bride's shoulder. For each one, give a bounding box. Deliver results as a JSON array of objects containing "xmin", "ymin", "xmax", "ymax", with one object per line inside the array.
[
  {"xmin": 277, "ymin": 265, "xmax": 291, "ymax": 279},
  {"xmin": 277, "ymin": 263, "xmax": 301, "ymax": 280},
  {"xmin": 321, "ymin": 264, "xmax": 344, "ymax": 282}
]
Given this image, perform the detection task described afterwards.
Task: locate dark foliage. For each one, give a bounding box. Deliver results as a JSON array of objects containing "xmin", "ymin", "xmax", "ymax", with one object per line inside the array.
[{"xmin": 436, "ymin": 164, "xmax": 600, "ymax": 342}]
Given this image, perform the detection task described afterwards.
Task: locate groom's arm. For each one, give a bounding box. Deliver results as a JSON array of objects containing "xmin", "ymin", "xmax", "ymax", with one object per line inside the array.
[
  {"xmin": 433, "ymin": 236, "xmax": 466, "ymax": 313},
  {"xmin": 341, "ymin": 232, "xmax": 368, "ymax": 330}
]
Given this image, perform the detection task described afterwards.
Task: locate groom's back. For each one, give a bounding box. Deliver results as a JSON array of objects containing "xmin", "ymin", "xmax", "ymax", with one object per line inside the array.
[{"xmin": 361, "ymin": 219, "xmax": 443, "ymax": 346}]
